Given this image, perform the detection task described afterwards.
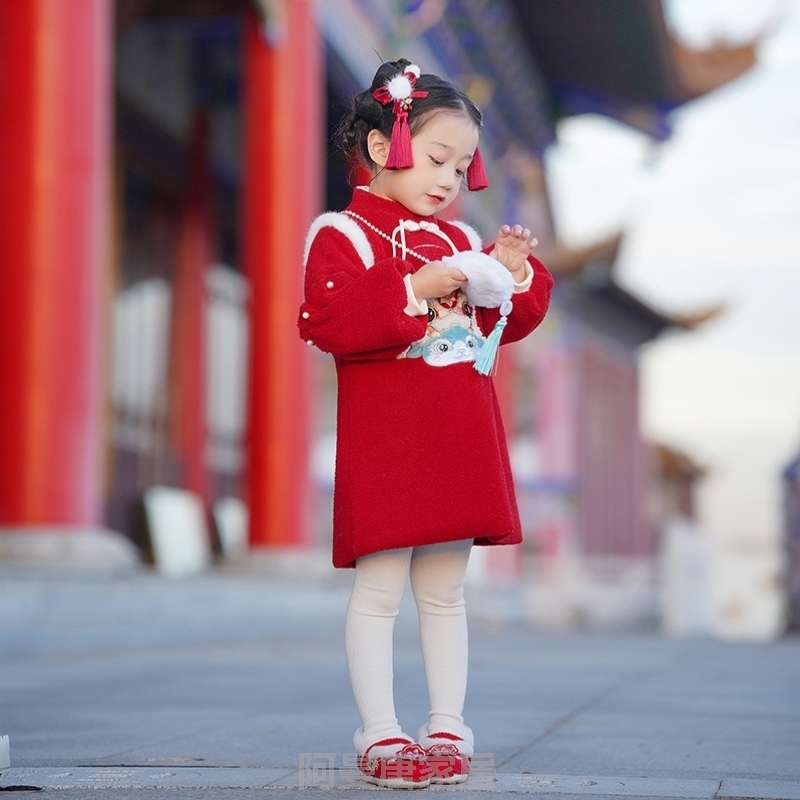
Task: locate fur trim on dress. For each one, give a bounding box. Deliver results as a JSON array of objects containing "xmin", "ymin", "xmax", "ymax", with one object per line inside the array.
[
  {"xmin": 303, "ymin": 212, "xmax": 375, "ymax": 270},
  {"xmin": 449, "ymin": 220, "xmax": 483, "ymax": 252}
]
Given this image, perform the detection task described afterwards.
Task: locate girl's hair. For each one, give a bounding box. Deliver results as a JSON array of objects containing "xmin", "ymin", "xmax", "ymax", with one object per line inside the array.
[{"xmin": 335, "ymin": 58, "xmax": 483, "ymax": 170}]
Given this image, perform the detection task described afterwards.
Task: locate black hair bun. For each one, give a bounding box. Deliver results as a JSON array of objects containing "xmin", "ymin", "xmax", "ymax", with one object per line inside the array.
[
  {"xmin": 370, "ymin": 58, "xmax": 412, "ymax": 92},
  {"xmin": 353, "ymin": 89, "xmax": 382, "ymax": 126}
]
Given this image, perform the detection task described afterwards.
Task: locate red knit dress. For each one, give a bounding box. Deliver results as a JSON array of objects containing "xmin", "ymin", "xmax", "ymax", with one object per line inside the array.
[{"xmin": 299, "ymin": 188, "xmax": 554, "ymax": 568}]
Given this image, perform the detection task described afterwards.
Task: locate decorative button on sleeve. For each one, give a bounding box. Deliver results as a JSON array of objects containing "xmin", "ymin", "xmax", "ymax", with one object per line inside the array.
[
  {"xmin": 302, "ymin": 311, "xmax": 310, "ymax": 319},
  {"xmin": 326, "ymin": 281, "xmax": 335, "ymax": 289}
]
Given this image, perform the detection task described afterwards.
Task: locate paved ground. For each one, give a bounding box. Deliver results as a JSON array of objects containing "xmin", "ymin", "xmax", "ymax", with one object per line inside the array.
[{"xmin": 1, "ymin": 562, "xmax": 798, "ymax": 799}]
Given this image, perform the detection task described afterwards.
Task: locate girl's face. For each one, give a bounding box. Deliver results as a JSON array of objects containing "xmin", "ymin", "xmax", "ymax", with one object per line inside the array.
[{"xmin": 368, "ymin": 111, "xmax": 480, "ymax": 216}]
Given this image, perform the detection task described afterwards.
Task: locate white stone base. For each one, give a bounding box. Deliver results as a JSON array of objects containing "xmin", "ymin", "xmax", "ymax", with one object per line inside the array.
[
  {"xmin": 659, "ymin": 517, "xmax": 713, "ymax": 637},
  {"xmin": 0, "ymin": 527, "xmax": 140, "ymax": 573},
  {"xmin": 709, "ymin": 534, "xmax": 788, "ymax": 641},
  {"xmin": 525, "ymin": 553, "xmax": 659, "ymax": 630}
]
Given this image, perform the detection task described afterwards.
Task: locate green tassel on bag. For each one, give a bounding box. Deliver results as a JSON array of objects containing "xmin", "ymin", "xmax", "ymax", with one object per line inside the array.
[{"xmin": 474, "ymin": 315, "xmax": 507, "ymax": 376}]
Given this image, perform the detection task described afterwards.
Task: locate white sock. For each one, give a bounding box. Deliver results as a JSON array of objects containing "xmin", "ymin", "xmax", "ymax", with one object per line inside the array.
[
  {"xmin": 345, "ymin": 540, "xmax": 473, "ymax": 751},
  {"xmin": 345, "ymin": 547, "xmax": 412, "ymax": 748},
  {"xmin": 410, "ymin": 540, "xmax": 472, "ymax": 737}
]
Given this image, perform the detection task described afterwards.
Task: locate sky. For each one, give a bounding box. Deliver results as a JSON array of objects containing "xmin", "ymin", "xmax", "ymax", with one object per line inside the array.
[{"xmin": 543, "ymin": 0, "xmax": 800, "ymax": 545}]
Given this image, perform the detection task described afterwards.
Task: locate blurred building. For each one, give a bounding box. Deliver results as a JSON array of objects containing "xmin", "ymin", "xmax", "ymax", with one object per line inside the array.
[
  {"xmin": 0, "ymin": 0, "xmax": 754, "ymax": 622},
  {"xmin": 783, "ymin": 451, "xmax": 800, "ymax": 629}
]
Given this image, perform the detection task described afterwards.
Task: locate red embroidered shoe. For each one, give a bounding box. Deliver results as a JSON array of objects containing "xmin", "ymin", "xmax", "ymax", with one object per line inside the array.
[
  {"xmin": 357, "ymin": 737, "xmax": 433, "ymax": 789},
  {"xmin": 423, "ymin": 732, "xmax": 471, "ymax": 785}
]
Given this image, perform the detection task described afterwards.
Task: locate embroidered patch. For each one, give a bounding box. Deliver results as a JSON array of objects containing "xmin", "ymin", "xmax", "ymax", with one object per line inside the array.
[{"xmin": 402, "ymin": 289, "xmax": 485, "ymax": 367}]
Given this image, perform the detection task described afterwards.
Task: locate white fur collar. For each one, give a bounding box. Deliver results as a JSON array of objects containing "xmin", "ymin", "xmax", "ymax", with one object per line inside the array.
[{"xmin": 303, "ymin": 212, "xmax": 375, "ymax": 269}]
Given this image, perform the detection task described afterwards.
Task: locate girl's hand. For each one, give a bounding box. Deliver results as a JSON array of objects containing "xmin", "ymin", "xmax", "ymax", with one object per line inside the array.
[
  {"xmin": 410, "ymin": 261, "xmax": 467, "ymax": 302},
  {"xmin": 490, "ymin": 224, "xmax": 538, "ymax": 282}
]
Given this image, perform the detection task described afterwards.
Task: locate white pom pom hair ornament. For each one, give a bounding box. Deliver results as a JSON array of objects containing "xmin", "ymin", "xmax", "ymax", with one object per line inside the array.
[
  {"xmin": 443, "ymin": 250, "xmax": 514, "ymax": 375},
  {"xmin": 386, "ymin": 73, "xmax": 415, "ymax": 102}
]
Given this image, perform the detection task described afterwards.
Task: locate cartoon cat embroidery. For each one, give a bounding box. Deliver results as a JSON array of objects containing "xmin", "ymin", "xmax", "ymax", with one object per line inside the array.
[{"xmin": 406, "ymin": 326, "xmax": 483, "ymax": 367}]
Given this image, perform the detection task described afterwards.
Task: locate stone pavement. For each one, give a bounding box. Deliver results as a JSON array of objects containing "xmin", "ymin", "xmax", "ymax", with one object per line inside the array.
[{"xmin": 0, "ymin": 561, "xmax": 798, "ymax": 799}]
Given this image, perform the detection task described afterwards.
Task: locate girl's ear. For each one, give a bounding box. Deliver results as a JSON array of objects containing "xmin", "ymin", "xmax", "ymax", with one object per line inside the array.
[{"xmin": 367, "ymin": 129, "xmax": 390, "ymax": 168}]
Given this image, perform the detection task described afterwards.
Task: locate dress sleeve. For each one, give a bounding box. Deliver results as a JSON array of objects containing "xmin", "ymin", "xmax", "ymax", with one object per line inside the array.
[
  {"xmin": 298, "ymin": 225, "xmax": 428, "ymax": 360},
  {"xmin": 476, "ymin": 254, "xmax": 554, "ymax": 344}
]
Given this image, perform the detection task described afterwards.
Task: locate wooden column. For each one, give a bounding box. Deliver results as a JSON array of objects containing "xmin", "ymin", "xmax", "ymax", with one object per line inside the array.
[
  {"xmin": 0, "ymin": 0, "xmax": 112, "ymax": 525},
  {"xmin": 242, "ymin": 2, "xmax": 323, "ymax": 547},
  {"xmin": 171, "ymin": 113, "xmax": 213, "ymax": 504}
]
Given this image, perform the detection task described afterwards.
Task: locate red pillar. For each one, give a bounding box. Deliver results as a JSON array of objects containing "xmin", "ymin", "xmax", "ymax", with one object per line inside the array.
[
  {"xmin": 0, "ymin": 0, "xmax": 112, "ymax": 525},
  {"xmin": 242, "ymin": 3, "xmax": 323, "ymax": 547},
  {"xmin": 171, "ymin": 113, "xmax": 213, "ymax": 503}
]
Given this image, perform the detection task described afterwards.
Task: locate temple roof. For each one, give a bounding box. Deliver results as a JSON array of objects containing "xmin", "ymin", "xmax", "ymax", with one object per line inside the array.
[
  {"xmin": 655, "ymin": 444, "xmax": 708, "ymax": 481},
  {"xmin": 508, "ymin": 0, "xmax": 757, "ymax": 137}
]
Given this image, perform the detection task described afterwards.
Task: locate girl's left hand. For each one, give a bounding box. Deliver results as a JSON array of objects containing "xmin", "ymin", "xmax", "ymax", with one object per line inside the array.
[{"xmin": 490, "ymin": 224, "xmax": 538, "ymax": 282}]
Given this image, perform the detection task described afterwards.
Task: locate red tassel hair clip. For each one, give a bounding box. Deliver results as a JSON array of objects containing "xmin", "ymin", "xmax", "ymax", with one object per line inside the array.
[
  {"xmin": 373, "ymin": 64, "xmax": 428, "ymax": 170},
  {"xmin": 467, "ymin": 147, "xmax": 490, "ymax": 191}
]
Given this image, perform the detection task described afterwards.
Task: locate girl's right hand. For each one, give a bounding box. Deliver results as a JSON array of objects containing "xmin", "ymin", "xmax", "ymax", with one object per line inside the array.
[{"xmin": 410, "ymin": 261, "xmax": 467, "ymax": 302}]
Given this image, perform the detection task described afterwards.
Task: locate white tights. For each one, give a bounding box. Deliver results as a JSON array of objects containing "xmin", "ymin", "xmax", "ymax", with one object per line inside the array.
[{"xmin": 345, "ymin": 540, "xmax": 473, "ymax": 749}]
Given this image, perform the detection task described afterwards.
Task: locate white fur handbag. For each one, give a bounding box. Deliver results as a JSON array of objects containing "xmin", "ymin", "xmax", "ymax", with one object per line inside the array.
[{"xmin": 444, "ymin": 250, "xmax": 514, "ymax": 375}]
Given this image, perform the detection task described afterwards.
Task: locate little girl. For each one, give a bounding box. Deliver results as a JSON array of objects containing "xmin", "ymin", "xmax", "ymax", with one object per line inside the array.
[{"xmin": 299, "ymin": 59, "xmax": 553, "ymax": 789}]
